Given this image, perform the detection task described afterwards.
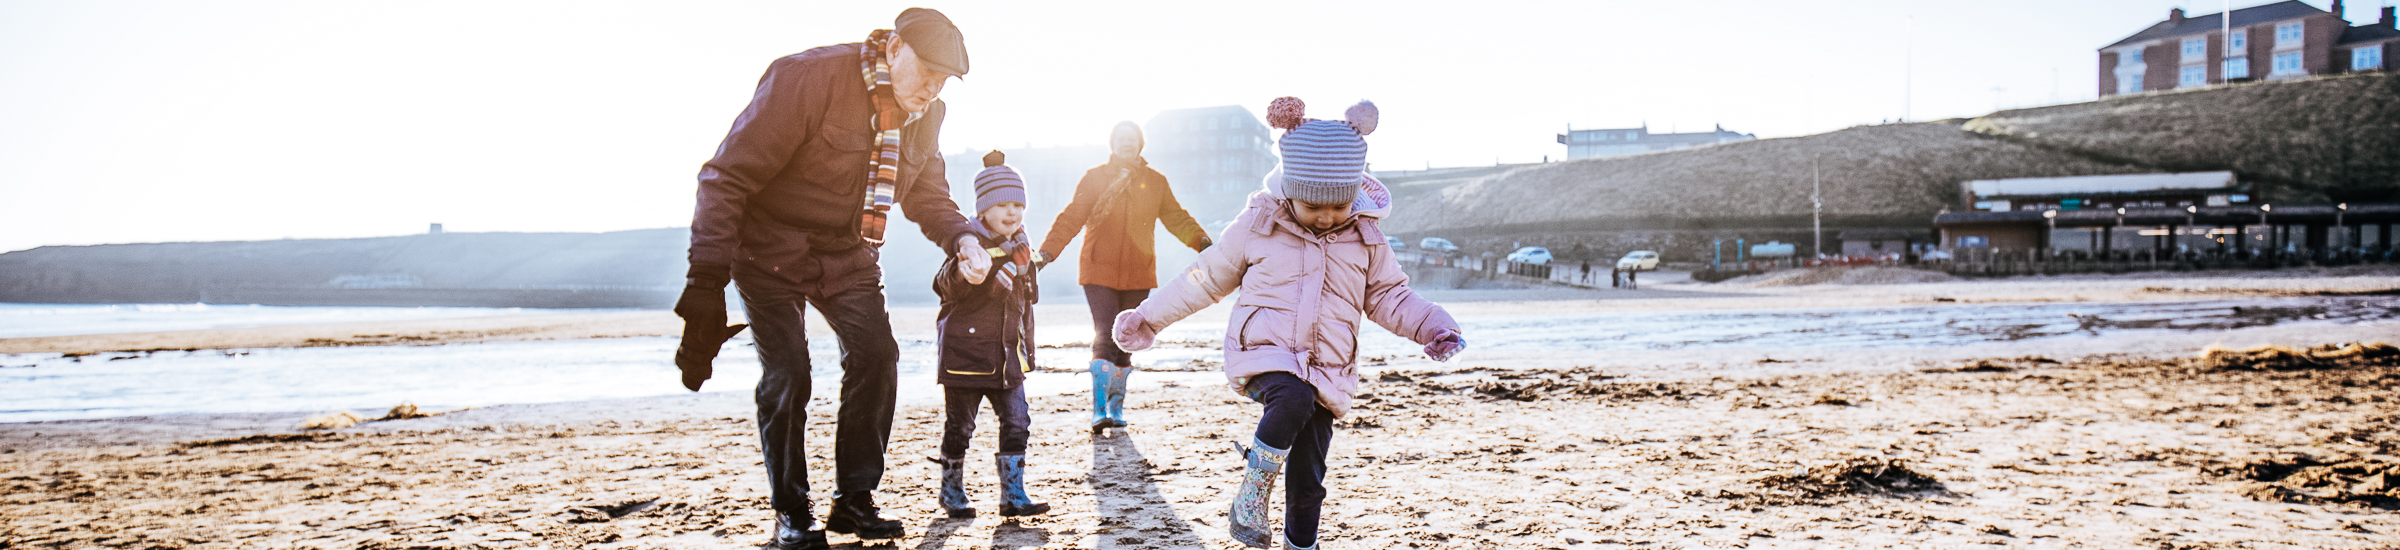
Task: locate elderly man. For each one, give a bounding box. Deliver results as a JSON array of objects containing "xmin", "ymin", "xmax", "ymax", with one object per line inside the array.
[{"xmin": 673, "ymin": 8, "xmax": 984, "ymax": 549}]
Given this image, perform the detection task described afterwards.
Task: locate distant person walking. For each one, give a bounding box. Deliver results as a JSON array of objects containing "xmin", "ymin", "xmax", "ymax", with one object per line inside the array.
[
  {"xmin": 1037, "ymin": 121, "xmax": 1213, "ymax": 431},
  {"xmin": 672, "ymin": 9, "xmax": 977, "ymax": 549}
]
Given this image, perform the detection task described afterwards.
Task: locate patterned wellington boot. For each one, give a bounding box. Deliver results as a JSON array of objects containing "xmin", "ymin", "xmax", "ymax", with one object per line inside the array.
[
  {"xmin": 1104, "ymin": 363, "xmax": 1135, "ymax": 427},
  {"xmin": 996, "ymin": 454, "xmax": 1052, "ymax": 516},
  {"xmin": 1228, "ymin": 438, "xmax": 1291, "ymax": 548},
  {"xmin": 932, "ymin": 455, "xmax": 974, "ymax": 519},
  {"xmin": 1089, "ymin": 359, "xmax": 1114, "ymax": 431}
]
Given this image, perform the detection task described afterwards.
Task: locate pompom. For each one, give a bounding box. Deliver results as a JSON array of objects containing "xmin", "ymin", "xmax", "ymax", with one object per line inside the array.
[
  {"xmin": 983, "ymin": 150, "xmax": 1005, "ymax": 167},
  {"xmin": 1266, "ymin": 97, "xmax": 1305, "ymax": 130},
  {"xmin": 1344, "ymin": 100, "xmax": 1378, "ymax": 136}
]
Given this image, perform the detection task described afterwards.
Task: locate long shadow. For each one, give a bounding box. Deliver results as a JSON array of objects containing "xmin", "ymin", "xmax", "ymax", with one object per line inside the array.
[{"xmin": 1090, "ymin": 430, "xmax": 1209, "ymax": 550}]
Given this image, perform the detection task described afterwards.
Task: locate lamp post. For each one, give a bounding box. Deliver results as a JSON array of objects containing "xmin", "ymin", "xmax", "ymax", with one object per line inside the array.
[
  {"xmin": 2186, "ymin": 205, "xmax": 2200, "ymax": 257},
  {"xmin": 2259, "ymin": 204, "xmax": 2272, "ymax": 261},
  {"xmin": 2337, "ymin": 203, "xmax": 2349, "ymax": 258},
  {"xmin": 2042, "ymin": 208, "xmax": 2057, "ymax": 253}
]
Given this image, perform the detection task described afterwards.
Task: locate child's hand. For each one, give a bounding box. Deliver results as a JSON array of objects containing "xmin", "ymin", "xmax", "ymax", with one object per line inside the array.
[
  {"xmin": 1113, "ymin": 310, "xmax": 1156, "ymax": 351},
  {"xmin": 1425, "ymin": 329, "xmax": 1466, "ymax": 362}
]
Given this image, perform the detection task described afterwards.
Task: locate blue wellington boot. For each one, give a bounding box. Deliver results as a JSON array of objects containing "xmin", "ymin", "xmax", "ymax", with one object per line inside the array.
[
  {"xmin": 1283, "ymin": 532, "xmax": 1318, "ymax": 550},
  {"xmin": 1089, "ymin": 359, "xmax": 1114, "ymax": 431},
  {"xmin": 1104, "ymin": 363, "xmax": 1135, "ymax": 427},
  {"xmin": 932, "ymin": 455, "xmax": 974, "ymax": 519},
  {"xmin": 996, "ymin": 454, "xmax": 1051, "ymax": 516},
  {"xmin": 1228, "ymin": 438, "xmax": 1290, "ymax": 548}
]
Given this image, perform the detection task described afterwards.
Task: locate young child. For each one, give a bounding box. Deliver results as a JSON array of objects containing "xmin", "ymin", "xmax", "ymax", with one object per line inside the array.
[
  {"xmin": 929, "ymin": 150, "xmax": 1051, "ymax": 519},
  {"xmin": 1112, "ymin": 98, "xmax": 1466, "ymax": 549}
]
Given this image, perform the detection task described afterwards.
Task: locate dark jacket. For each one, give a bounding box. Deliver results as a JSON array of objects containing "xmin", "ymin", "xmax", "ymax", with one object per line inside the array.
[
  {"xmin": 933, "ymin": 221, "xmax": 1037, "ymax": 388},
  {"xmin": 688, "ymin": 43, "xmax": 975, "ymax": 287},
  {"xmin": 1036, "ymin": 160, "xmax": 1210, "ymax": 291}
]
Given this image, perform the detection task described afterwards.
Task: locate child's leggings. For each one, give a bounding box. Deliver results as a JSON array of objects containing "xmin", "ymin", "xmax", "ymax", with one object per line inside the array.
[{"xmin": 1243, "ymin": 371, "xmax": 1336, "ymax": 546}]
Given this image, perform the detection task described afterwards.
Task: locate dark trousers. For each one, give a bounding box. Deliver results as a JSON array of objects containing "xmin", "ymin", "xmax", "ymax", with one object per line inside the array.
[
  {"xmin": 737, "ymin": 246, "xmax": 899, "ymax": 518},
  {"xmin": 1083, "ymin": 284, "xmax": 1150, "ymax": 365},
  {"xmin": 1244, "ymin": 372, "xmax": 1336, "ymax": 546},
  {"xmin": 940, "ymin": 385, "xmax": 1031, "ymax": 458}
]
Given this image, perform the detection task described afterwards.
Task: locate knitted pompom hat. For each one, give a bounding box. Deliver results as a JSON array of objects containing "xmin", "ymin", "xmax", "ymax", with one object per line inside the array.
[
  {"xmin": 973, "ymin": 150, "xmax": 1026, "ymax": 213},
  {"xmin": 1269, "ymin": 97, "xmax": 1378, "ymax": 205}
]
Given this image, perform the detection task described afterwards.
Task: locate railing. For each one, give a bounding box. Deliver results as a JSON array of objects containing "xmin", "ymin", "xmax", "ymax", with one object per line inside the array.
[{"xmin": 1943, "ymin": 246, "xmax": 2397, "ymax": 277}]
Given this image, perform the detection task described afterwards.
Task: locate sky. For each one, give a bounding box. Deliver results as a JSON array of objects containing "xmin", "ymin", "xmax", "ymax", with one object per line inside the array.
[{"xmin": 2, "ymin": 0, "xmax": 2387, "ymax": 252}]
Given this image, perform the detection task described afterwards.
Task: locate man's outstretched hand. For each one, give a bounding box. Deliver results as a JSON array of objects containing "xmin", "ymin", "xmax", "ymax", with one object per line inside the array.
[{"xmin": 673, "ymin": 279, "xmax": 746, "ymax": 391}]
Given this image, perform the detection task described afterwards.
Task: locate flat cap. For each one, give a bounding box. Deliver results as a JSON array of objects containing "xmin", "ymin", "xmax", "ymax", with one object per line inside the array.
[{"xmin": 894, "ymin": 8, "xmax": 968, "ymax": 77}]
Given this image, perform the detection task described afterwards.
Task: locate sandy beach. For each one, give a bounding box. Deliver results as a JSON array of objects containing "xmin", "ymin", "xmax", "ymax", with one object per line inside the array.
[{"xmin": 3, "ymin": 267, "xmax": 2397, "ymax": 549}]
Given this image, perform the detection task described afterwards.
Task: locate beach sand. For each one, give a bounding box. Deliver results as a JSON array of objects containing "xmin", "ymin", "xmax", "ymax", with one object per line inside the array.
[{"xmin": 3, "ymin": 267, "xmax": 2398, "ymax": 549}]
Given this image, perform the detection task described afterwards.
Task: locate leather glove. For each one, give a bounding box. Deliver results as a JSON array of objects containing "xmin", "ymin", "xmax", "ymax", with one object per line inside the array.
[
  {"xmin": 1424, "ymin": 329, "xmax": 1466, "ymax": 362},
  {"xmin": 673, "ymin": 265, "xmax": 746, "ymax": 391},
  {"xmin": 1113, "ymin": 310, "xmax": 1156, "ymax": 352}
]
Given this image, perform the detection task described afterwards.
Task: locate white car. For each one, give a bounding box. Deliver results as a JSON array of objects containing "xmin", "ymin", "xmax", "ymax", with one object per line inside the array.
[
  {"xmin": 1385, "ymin": 236, "xmax": 1405, "ymax": 248},
  {"xmin": 1418, "ymin": 237, "xmax": 1459, "ymax": 252},
  {"xmin": 1506, "ymin": 246, "xmax": 1552, "ymax": 265},
  {"xmin": 1616, "ymin": 251, "xmax": 1660, "ymax": 271}
]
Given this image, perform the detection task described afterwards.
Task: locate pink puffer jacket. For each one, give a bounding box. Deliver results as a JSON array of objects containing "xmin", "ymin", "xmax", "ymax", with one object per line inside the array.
[{"xmin": 1126, "ymin": 181, "xmax": 1458, "ymax": 417}]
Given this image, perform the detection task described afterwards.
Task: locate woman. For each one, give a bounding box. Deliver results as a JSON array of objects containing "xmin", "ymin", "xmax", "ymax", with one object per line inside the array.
[{"xmin": 1038, "ymin": 121, "xmax": 1213, "ymax": 431}]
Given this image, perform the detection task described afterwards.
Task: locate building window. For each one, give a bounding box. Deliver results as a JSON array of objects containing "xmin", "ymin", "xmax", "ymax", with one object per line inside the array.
[
  {"xmin": 2272, "ymin": 51, "xmax": 2304, "ymax": 74},
  {"xmin": 2182, "ymin": 37, "xmax": 2206, "ymax": 60},
  {"xmin": 2124, "ymin": 49, "xmax": 2144, "ymax": 66},
  {"xmin": 2180, "ymin": 65, "xmax": 2207, "ymax": 86},
  {"xmin": 2355, "ymin": 46, "xmax": 2385, "ymax": 70},
  {"xmin": 2275, "ymin": 22, "xmax": 2302, "ymax": 48},
  {"xmin": 2229, "ymin": 29, "xmax": 2246, "ymax": 52},
  {"xmin": 1958, "ymin": 236, "xmax": 1988, "ymax": 247},
  {"xmin": 2118, "ymin": 75, "xmax": 2143, "ymax": 94},
  {"xmin": 2224, "ymin": 57, "xmax": 2250, "ymax": 79}
]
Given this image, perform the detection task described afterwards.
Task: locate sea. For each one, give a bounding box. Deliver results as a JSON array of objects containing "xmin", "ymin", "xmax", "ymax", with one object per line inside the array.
[{"xmin": 2, "ymin": 297, "xmax": 2395, "ymax": 423}]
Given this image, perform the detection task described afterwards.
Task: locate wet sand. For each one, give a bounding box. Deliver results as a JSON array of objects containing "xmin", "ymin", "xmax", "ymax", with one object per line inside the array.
[
  {"xmin": 4, "ymin": 268, "xmax": 2398, "ymax": 549},
  {"xmin": 4, "ymin": 343, "xmax": 2396, "ymax": 549}
]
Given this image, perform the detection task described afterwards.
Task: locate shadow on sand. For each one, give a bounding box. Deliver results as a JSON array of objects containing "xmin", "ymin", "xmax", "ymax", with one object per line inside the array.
[{"xmin": 1089, "ymin": 429, "xmax": 1208, "ymax": 550}]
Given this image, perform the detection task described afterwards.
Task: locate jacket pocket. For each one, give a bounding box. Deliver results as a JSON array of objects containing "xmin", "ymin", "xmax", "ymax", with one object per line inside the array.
[
  {"xmin": 808, "ymin": 122, "xmax": 875, "ymax": 186},
  {"xmin": 938, "ymin": 317, "xmax": 1002, "ymax": 376},
  {"xmin": 1233, "ymin": 306, "xmax": 1289, "ymax": 352}
]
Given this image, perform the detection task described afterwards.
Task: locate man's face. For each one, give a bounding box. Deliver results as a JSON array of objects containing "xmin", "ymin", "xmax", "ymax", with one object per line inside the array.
[
  {"xmin": 980, "ymin": 202, "xmax": 1025, "ymax": 235},
  {"xmin": 1109, "ymin": 128, "xmax": 1141, "ymax": 159},
  {"xmin": 1288, "ymin": 198, "xmax": 1354, "ymax": 235},
  {"xmin": 886, "ymin": 40, "xmax": 951, "ymax": 114}
]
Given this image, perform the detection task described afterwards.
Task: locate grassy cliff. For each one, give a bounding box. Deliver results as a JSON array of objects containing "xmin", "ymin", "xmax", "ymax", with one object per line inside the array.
[{"xmin": 1385, "ymin": 72, "xmax": 2400, "ymax": 256}]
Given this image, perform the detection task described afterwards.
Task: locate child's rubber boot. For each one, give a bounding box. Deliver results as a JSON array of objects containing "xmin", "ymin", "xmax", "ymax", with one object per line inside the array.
[
  {"xmin": 1104, "ymin": 363, "xmax": 1135, "ymax": 427},
  {"xmin": 996, "ymin": 454, "xmax": 1051, "ymax": 517},
  {"xmin": 1228, "ymin": 438, "xmax": 1290, "ymax": 548},
  {"xmin": 1283, "ymin": 533, "xmax": 1318, "ymax": 550},
  {"xmin": 1089, "ymin": 359, "xmax": 1114, "ymax": 431},
  {"xmin": 931, "ymin": 455, "xmax": 974, "ymax": 519}
]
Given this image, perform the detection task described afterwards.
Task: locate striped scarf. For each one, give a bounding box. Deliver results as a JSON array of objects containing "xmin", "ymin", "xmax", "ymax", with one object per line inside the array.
[
  {"xmin": 857, "ymin": 30, "xmax": 908, "ymax": 244},
  {"xmin": 973, "ymin": 221, "xmax": 1037, "ymax": 372}
]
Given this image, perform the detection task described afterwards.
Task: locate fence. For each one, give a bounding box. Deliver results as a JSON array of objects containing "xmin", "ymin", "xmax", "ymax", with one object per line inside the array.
[{"xmin": 1942, "ymin": 246, "xmax": 2397, "ymax": 277}]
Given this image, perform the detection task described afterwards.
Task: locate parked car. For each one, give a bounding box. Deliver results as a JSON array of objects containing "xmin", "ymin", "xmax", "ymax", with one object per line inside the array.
[
  {"xmin": 1418, "ymin": 237, "xmax": 1459, "ymax": 252},
  {"xmin": 1385, "ymin": 235, "xmax": 1405, "ymax": 248},
  {"xmin": 1506, "ymin": 246, "xmax": 1552, "ymax": 265},
  {"xmin": 1616, "ymin": 250, "xmax": 1660, "ymax": 271}
]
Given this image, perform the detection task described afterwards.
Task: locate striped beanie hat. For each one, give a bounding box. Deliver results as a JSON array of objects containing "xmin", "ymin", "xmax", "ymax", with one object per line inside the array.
[
  {"xmin": 973, "ymin": 150, "xmax": 1026, "ymax": 213},
  {"xmin": 1267, "ymin": 97, "xmax": 1378, "ymax": 205}
]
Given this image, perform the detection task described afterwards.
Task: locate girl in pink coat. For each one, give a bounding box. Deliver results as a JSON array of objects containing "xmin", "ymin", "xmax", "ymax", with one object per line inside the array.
[{"xmin": 1113, "ymin": 97, "xmax": 1466, "ymax": 550}]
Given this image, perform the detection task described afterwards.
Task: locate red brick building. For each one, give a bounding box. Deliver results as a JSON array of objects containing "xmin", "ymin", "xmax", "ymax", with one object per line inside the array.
[{"xmin": 2100, "ymin": 1, "xmax": 2397, "ymax": 97}]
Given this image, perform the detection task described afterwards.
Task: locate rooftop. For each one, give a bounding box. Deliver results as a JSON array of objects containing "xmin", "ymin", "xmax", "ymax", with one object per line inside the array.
[
  {"xmin": 1967, "ymin": 171, "xmax": 2239, "ymax": 198},
  {"xmin": 2103, "ymin": 0, "xmax": 2328, "ymax": 50}
]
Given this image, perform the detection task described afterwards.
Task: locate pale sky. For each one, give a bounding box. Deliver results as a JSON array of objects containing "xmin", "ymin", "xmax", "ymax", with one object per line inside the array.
[{"xmin": 2, "ymin": 0, "xmax": 2381, "ymax": 253}]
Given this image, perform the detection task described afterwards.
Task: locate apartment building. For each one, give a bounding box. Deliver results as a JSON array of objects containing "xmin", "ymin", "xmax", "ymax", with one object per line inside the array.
[
  {"xmin": 1145, "ymin": 105, "xmax": 1277, "ymax": 225},
  {"xmin": 2101, "ymin": 1, "xmax": 2397, "ymax": 96}
]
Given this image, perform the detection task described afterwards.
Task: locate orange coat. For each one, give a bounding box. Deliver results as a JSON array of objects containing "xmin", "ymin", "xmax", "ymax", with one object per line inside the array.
[{"xmin": 1038, "ymin": 161, "xmax": 1210, "ymax": 290}]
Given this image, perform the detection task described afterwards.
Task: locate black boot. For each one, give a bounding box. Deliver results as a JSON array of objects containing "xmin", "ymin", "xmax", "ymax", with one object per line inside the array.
[
  {"xmin": 774, "ymin": 512, "xmax": 827, "ymax": 550},
  {"xmin": 825, "ymin": 494, "xmax": 905, "ymax": 540}
]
